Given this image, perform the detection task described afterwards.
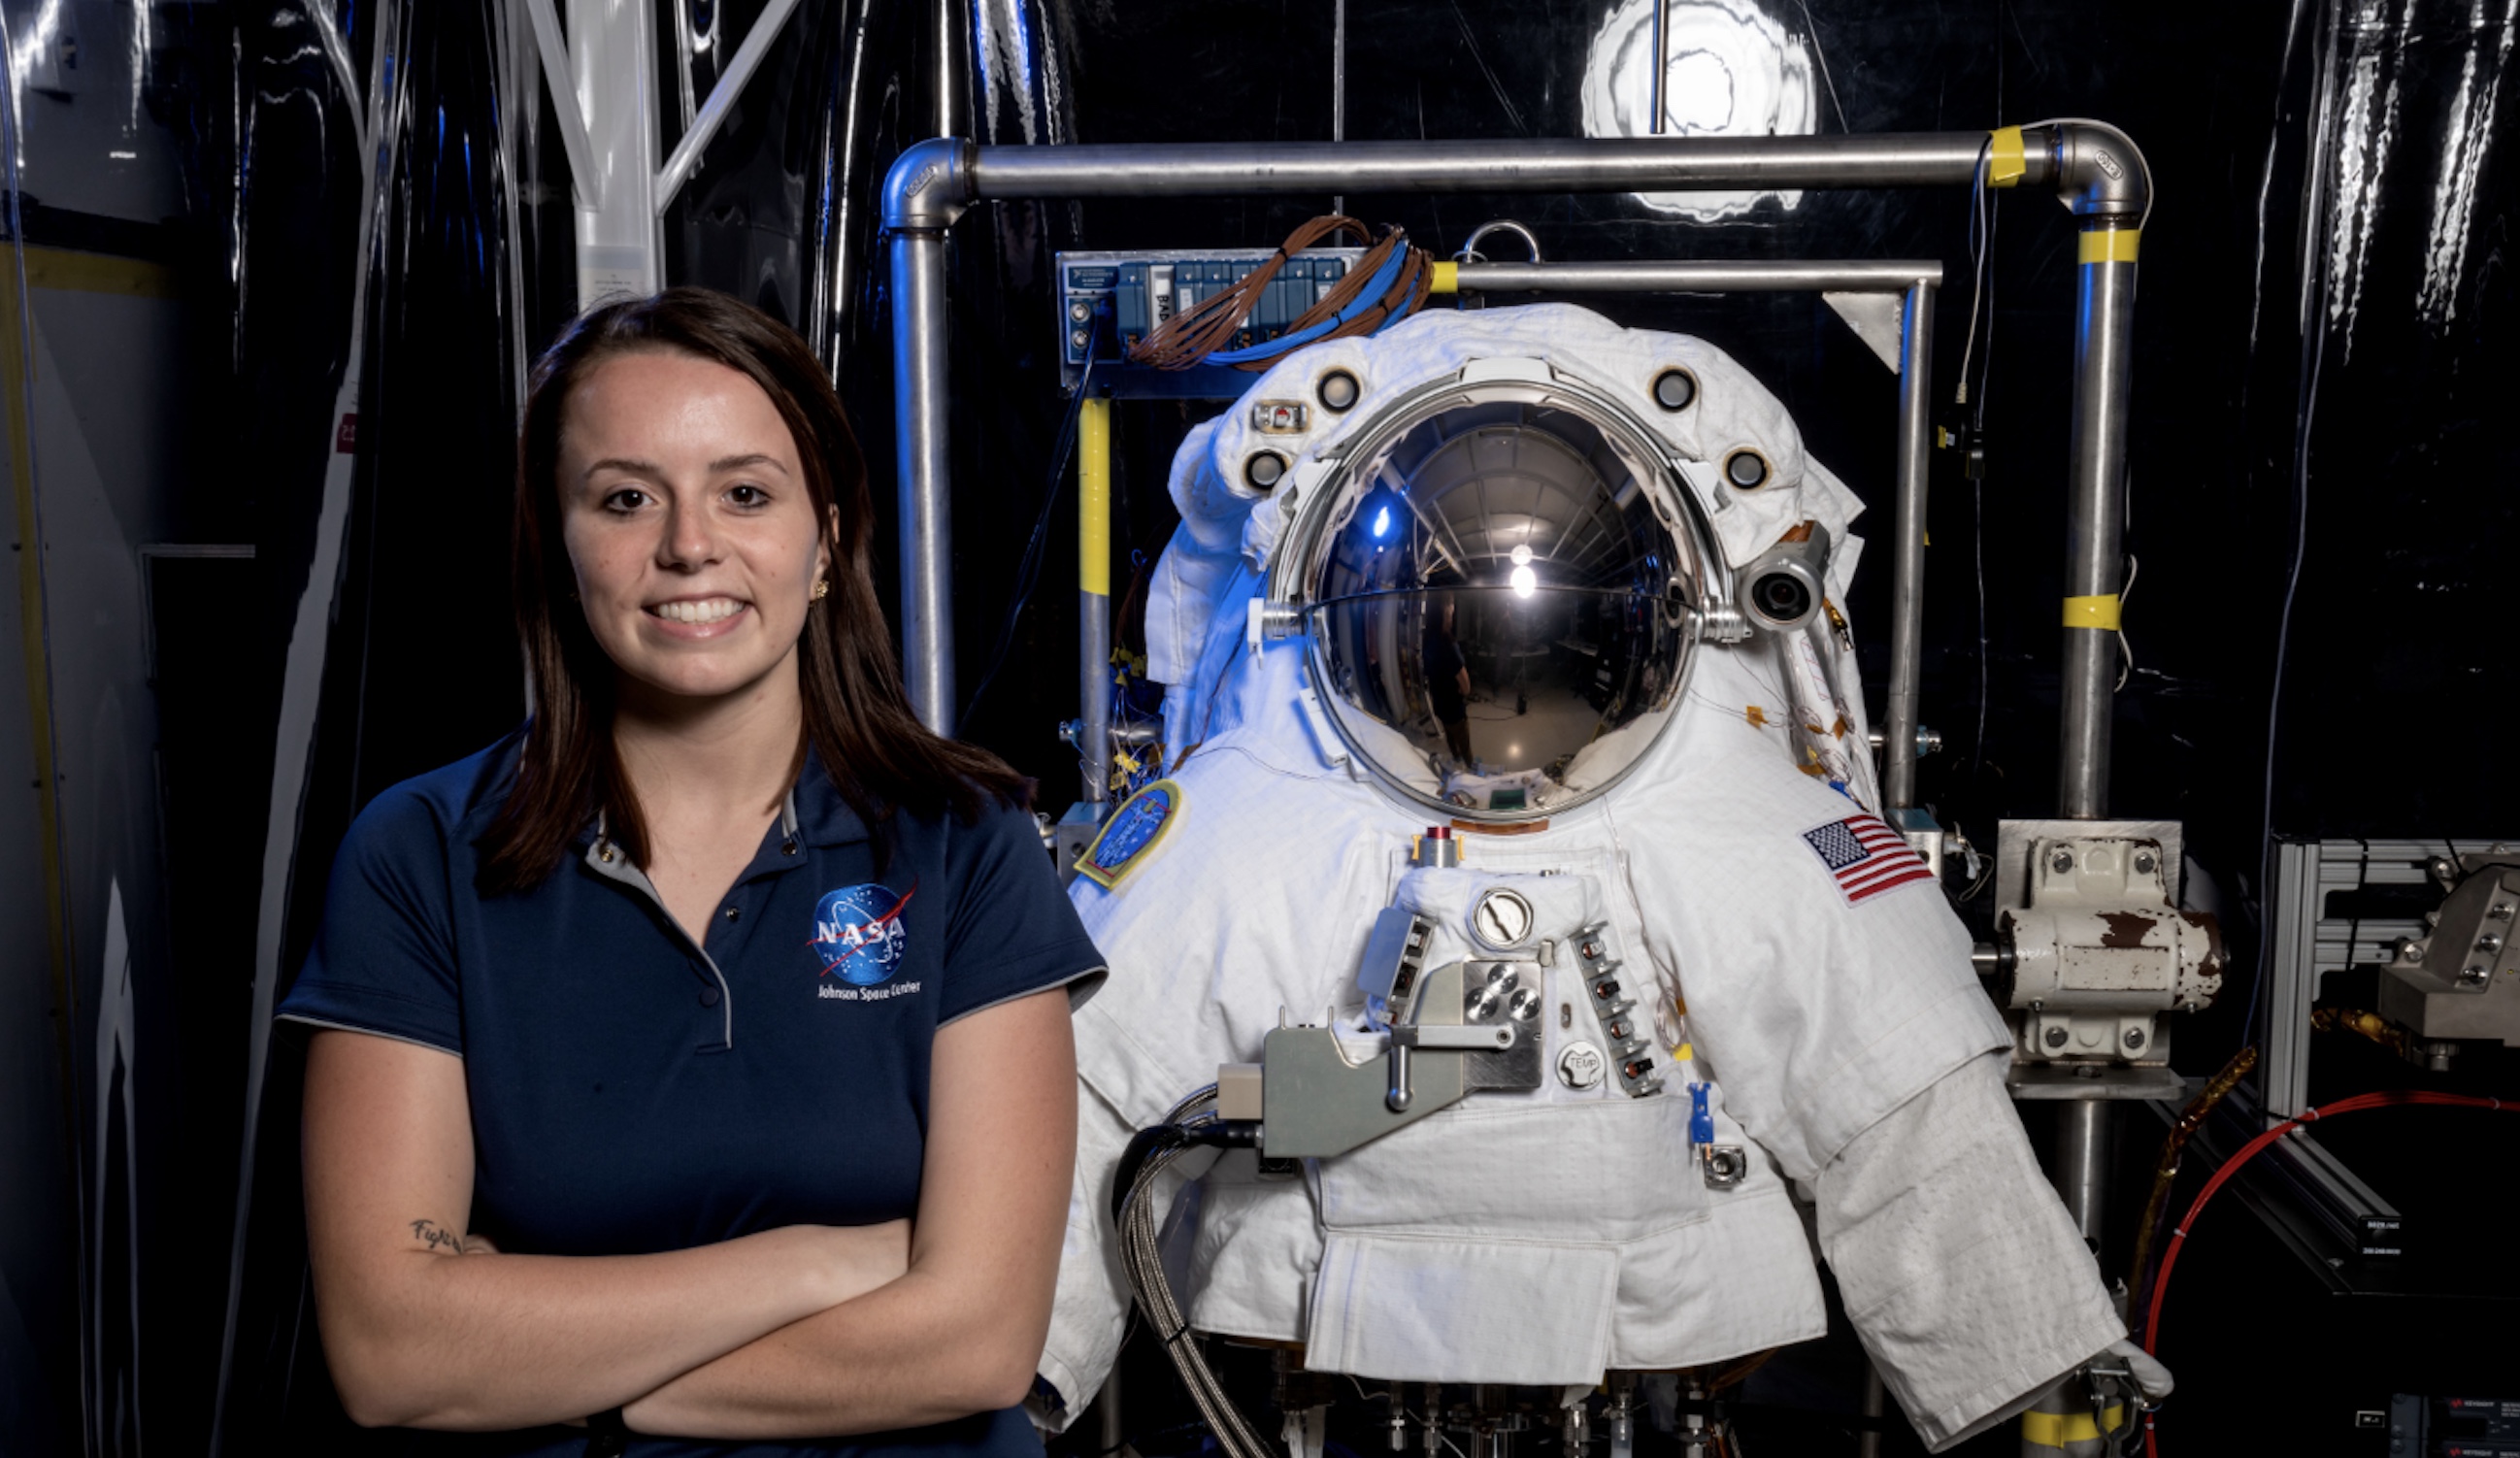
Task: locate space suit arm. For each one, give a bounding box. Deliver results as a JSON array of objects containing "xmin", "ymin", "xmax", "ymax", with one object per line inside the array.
[
  {"xmin": 1029, "ymin": 1079, "xmax": 1147, "ymax": 1431},
  {"xmin": 1811, "ymin": 1049, "xmax": 2131, "ymax": 1452}
]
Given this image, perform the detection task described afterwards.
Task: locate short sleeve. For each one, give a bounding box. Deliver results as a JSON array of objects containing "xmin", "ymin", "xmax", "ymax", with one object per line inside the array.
[
  {"xmin": 939, "ymin": 803, "xmax": 1107, "ymax": 1026},
  {"xmin": 277, "ymin": 783, "xmax": 466, "ymax": 1055}
]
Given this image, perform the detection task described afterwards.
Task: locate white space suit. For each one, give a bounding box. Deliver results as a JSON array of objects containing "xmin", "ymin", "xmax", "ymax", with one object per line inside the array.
[{"xmin": 1038, "ymin": 306, "xmax": 2129, "ymax": 1450}]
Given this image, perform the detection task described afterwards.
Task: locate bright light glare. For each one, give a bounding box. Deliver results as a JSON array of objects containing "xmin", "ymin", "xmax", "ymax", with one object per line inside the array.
[
  {"xmin": 1510, "ymin": 564, "xmax": 1538, "ymax": 597},
  {"xmin": 1372, "ymin": 506, "xmax": 1391, "ymax": 539},
  {"xmin": 1509, "ymin": 544, "xmax": 1534, "ymax": 566}
]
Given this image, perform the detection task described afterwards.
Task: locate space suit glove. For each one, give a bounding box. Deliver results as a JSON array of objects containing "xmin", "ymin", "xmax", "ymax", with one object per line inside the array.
[{"xmin": 2098, "ymin": 1339, "xmax": 2174, "ymax": 1409}]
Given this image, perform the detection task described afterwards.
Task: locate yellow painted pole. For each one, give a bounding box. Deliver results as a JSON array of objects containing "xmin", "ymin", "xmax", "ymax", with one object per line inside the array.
[{"xmin": 1078, "ymin": 396, "xmax": 1113, "ymax": 806}]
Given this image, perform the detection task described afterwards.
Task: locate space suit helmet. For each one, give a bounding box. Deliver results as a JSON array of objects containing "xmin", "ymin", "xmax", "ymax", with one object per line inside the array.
[{"xmin": 1277, "ymin": 362, "xmax": 1723, "ymax": 823}]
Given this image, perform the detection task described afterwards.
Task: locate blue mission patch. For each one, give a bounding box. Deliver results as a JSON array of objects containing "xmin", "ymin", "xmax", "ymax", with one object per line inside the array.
[{"xmin": 1077, "ymin": 780, "xmax": 1183, "ymax": 889}]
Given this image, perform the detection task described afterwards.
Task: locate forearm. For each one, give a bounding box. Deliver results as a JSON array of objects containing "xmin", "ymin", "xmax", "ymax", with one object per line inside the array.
[
  {"xmin": 1814, "ymin": 1052, "xmax": 2125, "ymax": 1450},
  {"xmin": 623, "ymin": 1264, "xmax": 1046, "ymax": 1440},
  {"xmin": 626, "ymin": 991, "xmax": 1078, "ymax": 1441},
  {"xmin": 318, "ymin": 1224, "xmax": 854, "ymax": 1431}
]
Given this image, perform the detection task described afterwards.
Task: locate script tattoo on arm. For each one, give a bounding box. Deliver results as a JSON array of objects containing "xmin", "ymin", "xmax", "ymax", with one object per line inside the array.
[{"xmin": 409, "ymin": 1218, "xmax": 465, "ymax": 1255}]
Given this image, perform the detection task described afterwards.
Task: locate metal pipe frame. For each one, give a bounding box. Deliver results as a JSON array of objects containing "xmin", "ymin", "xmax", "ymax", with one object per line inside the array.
[
  {"xmin": 2054, "ymin": 1099, "xmax": 2109, "ymax": 1241},
  {"xmin": 880, "ymin": 127, "xmax": 2140, "ymax": 772},
  {"xmin": 1450, "ymin": 258, "xmax": 1937, "ymax": 292},
  {"xmin": 1078, "ymin": 398, "xmax": 1112, "ymax": 806},
  {"xmin": 2059, "ymin": 231, "xmax": 2139, "ymax": 819},
  {"xmin": 1884, "ymin": 279, "xmax": 1936, "ymax": 810}
]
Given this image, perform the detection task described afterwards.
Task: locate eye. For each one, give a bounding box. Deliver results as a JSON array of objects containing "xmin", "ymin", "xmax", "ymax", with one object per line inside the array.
[
  {"xmin": 726, "ymin": 482, "xmax": 769, "ymax": 508},
  {"xmin": 602, "ymin": 486, "xmax": 650, "ymax": 513}
]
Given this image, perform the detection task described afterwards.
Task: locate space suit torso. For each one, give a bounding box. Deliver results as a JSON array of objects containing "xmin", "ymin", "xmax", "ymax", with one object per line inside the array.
[
  {"xmin": 1036, "ymin": 307, "xmax": 2128, "ymax": 1451},
  {"xmin": 1046, "ymin": 638, "xmax": 2008, "ymax": 1375}
]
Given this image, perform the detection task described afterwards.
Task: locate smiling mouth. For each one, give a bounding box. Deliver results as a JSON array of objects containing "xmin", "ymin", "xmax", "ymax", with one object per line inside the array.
[{"xmin": 649, "ymin": 597, "xmax": 746, "ymax": 625}]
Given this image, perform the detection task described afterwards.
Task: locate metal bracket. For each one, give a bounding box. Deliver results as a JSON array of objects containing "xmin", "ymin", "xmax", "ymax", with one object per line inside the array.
[{"xmin": 1822, "ymin": 291, "xmax": 1906, "ymax": 372}]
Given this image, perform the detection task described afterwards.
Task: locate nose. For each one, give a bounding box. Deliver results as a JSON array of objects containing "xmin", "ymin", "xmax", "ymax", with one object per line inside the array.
[{"xmin": 657, "ymin": 494, "xmax": 719, "ymax": 569}]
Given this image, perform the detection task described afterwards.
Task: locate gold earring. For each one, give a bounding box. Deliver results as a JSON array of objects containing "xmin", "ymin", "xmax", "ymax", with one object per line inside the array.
[{"xmin": 811, "ymin": 578, "xmax": 830, "ymax": 602}]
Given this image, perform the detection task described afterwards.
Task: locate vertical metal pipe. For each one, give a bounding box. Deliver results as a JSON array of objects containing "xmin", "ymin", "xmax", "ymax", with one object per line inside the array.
[
  {"xmin": 2054, "ymin": 1099, "xmax": 2109, "ymax": 1243},
  {"xmin": 1078, "ymin": 396, "xmax": 1113, "ymax": 806},
  {"xmin": 1858, "ymin": 1361, "xmax": 1886, "ymax": 1458},
  {"xmin": 891, "ymin": 228, "xmax": 958, "ymax": 733},
  {"xmin": 1331, "ymin": 0, "xmax": 1347, "ymax": 215},
  {"xmin": 2058, "ymin": 225, "xmax": 2138, "ymax": 819},
  {"xmin": 1098, "ymin": 1370, "xmax": 1125, "ymax": 1457},
  {"xmin": 1881, "ymin": 280, "xmax": 1935, "ymax": 808},
  {"xmin": 1648, "ymin": 0, "xmax": 1670, "ymax": 134}
]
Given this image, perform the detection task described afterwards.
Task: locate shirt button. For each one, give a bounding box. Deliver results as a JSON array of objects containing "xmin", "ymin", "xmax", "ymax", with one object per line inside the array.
[
  {"xmin": 722, "ymin": 906, "xmax": 740, "ymax": 921},
  {"xmin": 699, "ymin": 985, "xmax": 721, "ymax": 1007}
]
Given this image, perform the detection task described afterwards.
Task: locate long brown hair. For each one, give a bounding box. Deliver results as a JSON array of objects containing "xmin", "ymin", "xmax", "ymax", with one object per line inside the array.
[{"xmin": 479, "ymin": 287, "xmax": 1028, "ymax": 893}]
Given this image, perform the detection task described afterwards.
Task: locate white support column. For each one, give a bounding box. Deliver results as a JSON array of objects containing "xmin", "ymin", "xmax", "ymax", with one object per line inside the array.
[{"xmin": 567, "ymin": 0, "xmax": 663, "ymax": 305}]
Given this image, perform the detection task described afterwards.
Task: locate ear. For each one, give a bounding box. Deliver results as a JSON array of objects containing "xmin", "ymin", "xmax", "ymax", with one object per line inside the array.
[{"xmin": 819, "ymin": 503, "xmax": 840, "ymax": 580}]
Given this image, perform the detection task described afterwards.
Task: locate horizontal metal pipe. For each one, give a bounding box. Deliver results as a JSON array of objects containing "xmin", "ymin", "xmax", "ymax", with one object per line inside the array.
[
  {"xmin": 1456, "ymin": 259, "xmax": 1941, "ymax": 294},
  {"xmin": 963, "ymin": 134, "xmax": 2023, "ymax": 204}
]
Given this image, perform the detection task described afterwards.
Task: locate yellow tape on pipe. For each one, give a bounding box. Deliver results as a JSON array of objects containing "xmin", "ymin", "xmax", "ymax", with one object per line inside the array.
[
  {"xmin": 1079, "ymin": 397, "xmax": 1111, "ymax": 597},
  {"xmin": 2077, "ymin": 228, "xmax": 2141, "ymax": 264},
  {"xmin": 2063, "ymin": 594, "xmax": 2122, "ymax": 630},
  {"xmin": 1989, "ymin": 125, "xmax": 2027, "ymax": 187},
  {"xmin": 2019, "ymin": 1404, "xmax": 2125, "ymax": 1448},
  {"xmin": 1429, "ymin": 260, "xmax": 1459, "ymax": 294}
]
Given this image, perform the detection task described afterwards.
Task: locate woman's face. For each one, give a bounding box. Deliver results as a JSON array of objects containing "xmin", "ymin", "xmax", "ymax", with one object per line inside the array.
[{"xmin": 556, "ymin": 348, "xmax": 830, "ymax": 707}]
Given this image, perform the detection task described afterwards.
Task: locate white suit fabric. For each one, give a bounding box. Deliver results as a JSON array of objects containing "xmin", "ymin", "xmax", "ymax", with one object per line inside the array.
[{"xmin": 1042, "ymin": 308, "xmax": 2127, "ymax": 1451}]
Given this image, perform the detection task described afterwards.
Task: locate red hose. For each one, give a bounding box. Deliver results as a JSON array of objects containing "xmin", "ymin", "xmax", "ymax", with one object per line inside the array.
[{"xmin": 2139, "ymin": 1089, "xmax": 2516, "ymax": 1457}]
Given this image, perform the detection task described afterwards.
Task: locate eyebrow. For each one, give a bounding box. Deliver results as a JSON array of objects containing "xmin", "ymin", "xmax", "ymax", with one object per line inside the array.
[{"xmin": 580, "ymin": 453, "xmax": 793, "ymax": 480}]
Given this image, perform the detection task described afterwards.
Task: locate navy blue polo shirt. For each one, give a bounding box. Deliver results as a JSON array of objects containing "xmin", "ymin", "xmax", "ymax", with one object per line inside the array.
[{"xmin": 280, "ymin": 736, "xmax": 1105, "ymax": 1458}]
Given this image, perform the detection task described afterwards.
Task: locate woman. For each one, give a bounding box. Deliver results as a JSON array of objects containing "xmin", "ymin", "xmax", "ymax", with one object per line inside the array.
[{"xmin": 282, "ymin": 288, "xmax": 1104, "ymax": 1455}]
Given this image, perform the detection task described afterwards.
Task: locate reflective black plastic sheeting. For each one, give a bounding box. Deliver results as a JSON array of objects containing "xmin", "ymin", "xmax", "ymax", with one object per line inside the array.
[
  {"xmin": 2250, "ymin": 0, "xmax": 2520, "ymax": 839},
  {"xmin": 216, "ymin": 2, "xmax": 534, "ymax": 1449}
]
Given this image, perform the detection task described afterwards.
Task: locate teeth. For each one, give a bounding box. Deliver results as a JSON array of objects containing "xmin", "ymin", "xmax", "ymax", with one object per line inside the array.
[{"xmin": 654, "ymin": 598, "xmax": 743, "ymax": 625}]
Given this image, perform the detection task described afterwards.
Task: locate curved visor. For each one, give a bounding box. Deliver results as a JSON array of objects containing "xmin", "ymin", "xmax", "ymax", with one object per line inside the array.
[{"xmin": 1298, "ymin": 391, "xmax": 1708, "ymax": 821}]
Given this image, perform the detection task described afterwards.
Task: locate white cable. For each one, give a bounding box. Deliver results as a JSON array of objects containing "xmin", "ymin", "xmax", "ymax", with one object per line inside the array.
[{"xmin": 2115, "ymin": 553, "xmax": 2139, "ymax": 691}]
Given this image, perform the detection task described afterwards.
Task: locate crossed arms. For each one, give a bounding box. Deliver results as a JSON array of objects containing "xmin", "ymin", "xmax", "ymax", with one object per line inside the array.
[{"xmin": 300, "ymin": 988, "xmax": 1078, "ymax": 1439}]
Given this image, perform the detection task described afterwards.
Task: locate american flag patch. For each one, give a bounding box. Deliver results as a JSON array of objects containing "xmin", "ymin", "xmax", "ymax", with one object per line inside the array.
[{"xmin": 1801, "ymin": 813, "xmax": 1936, "ymax": 905}]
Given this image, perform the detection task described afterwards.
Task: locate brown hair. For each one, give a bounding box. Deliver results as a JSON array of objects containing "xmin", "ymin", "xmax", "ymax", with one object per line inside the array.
[{"xmin": 479, "ymin": 287, "xmax": 1028, "ymax": 893}]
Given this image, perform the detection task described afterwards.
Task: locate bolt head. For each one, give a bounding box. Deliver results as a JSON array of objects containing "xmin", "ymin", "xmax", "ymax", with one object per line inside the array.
[
  {"xmin": 2050, "ymin": 848, "xmax": 2076, "ymax": 875},
  {"xmin": 2480, "ymin": 935, "xmax": 2504, "ymax": 953},
  {"xmin": 2462, "ymin": 966, "xmax": 2491, "ymax": 986},
  {"xmin": 2134, "ymin": 851, "xmax": 2157, "ymax": 876},
  {"xmin": 2124, "ymin": 1027, "xmax": 2146, "ymax": 1049},
  {"xmin": 2043, "ymin": 1025, "xmax": 2070, "ymax": 1049},
  {"xmin": 2490, "ymin": 903, "xmax": 2515, "ymax": 921}
]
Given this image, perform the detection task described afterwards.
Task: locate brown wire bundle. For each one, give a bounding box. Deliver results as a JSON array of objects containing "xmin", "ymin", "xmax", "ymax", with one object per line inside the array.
[
  {"xmin": 1126, "ymin": 215, "xmax": 1438, "ymax": 371},
  {"xmin": 2126, "ymin": 1044, "xmax": 2256, "ymax": 1304}
]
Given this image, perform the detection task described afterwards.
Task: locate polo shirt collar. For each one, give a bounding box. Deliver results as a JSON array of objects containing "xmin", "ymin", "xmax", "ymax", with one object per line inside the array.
[
  {"xmin": 573, "ymin": 755, "xmax": 872, "ymax": 852},
  {"xmin": 789, "ymin": 751, "xmax": 873, "ymax": 848}
]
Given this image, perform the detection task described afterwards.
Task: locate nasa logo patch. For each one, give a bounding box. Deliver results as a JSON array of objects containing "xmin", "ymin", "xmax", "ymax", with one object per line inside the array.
[
  {"xmin": 1076, "ymin": 780, "xmax": 1184, "ymax": 889},
  {"xmin": 811, "ymin": 882, "xmax": 915, "ymax": 987}
]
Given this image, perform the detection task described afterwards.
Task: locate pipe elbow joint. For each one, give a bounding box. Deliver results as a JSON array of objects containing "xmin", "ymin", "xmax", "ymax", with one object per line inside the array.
[
  {"xmin": 882, "ymin": 137, "xmax": 977, "ymax": 233},
  {"xmin": 2045, "ymin": 121, "xmax": 2147, "ymax": 222}
]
